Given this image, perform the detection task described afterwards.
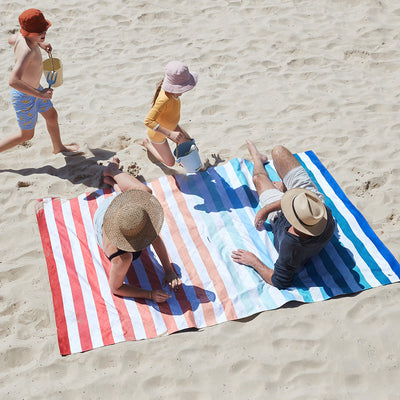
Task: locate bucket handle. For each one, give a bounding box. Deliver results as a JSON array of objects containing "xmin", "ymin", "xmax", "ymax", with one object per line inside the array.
[{"xmin": 48, "ymin": 51, "xmax": 55, "ymax": 72}]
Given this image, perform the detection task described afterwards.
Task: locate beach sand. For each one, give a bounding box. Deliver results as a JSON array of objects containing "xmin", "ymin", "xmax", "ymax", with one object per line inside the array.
[{"xmin": 1, "ymin": 1, "xmax": 399, "ymax": 399}]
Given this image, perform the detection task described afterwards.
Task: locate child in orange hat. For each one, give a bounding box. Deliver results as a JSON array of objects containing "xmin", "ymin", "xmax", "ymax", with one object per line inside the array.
[{"xmin": 1, "ymin": 9, "xmax": 80, "ymax": 155}]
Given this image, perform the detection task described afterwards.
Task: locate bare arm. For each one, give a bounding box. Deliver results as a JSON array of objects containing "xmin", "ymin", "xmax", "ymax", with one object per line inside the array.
[
  {"xmin": 231, "ymin": 249, "xmax": 274, "ymax": 286},
  {"xmin": 254, "ymin": 200, "xmax": 282, "ymax": 230},
  {"xmin": 153, "ymin": 125, "xmax": 187, "ymax": 144},
  {"xmin": 9, "ymin": 48, "xmax": 52, "ymax": 99},
  {"xmin": 151, "ymin": 235, "xmax": 181, "ymax": 290},
  {"xmin": 38, "ymin": 41, "xmax": 52, "ymax": 53},
  {"xmin": 109, "ymin": 252, "xmax": 171, "ymax": 302}
]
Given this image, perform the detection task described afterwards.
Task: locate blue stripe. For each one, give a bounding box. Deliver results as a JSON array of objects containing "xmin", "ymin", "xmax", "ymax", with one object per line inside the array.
[
  {"xmin": 214, "ymin": 160, "xmax": 278, "ymax": 309},
  {"xmin": 297, "ymin": 152, "xmax": 396, "ymax": 285},
  {"xmin": 303, "ymin": 151, "xmax": 400, "ymax": 279},
  {"xmin": 172, "ymin": 154, "xmax": 399, "ymax": 312}
]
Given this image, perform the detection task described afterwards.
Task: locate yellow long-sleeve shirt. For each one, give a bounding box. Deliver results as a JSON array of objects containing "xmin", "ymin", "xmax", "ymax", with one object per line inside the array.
[{"xmin": 144, "ymin": 90, "xmax": 180, "ymax": 143}]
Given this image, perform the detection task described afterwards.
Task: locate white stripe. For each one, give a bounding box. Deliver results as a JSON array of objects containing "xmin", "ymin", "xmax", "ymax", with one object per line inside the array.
[
  {"xmin": 177, "ymin": 172, "xmax": 269, "ymax": 315},
  {"xmin": 159, "ymin": 218, "xmax": 198, "ymax": 329},
  {"xmin": 215, "ymin": 162, "xmax": 286, "ymax": 307},
  {"xmin": 79, "ymin": 192, "xmax": 127, "ymax": 344},
  {"xmin": 156, "ymin": 177, "xmax": 217, "ymax": 326},
  {"xmin": 298, "ymin": 153, "xmax": 395, "ymax": 284},
  {"xmin": 167, "ymin": 173, "xmax": 251, "ymax": 319},
  {"xmin": 61, "ymin": 200, "xmax": 104, "ymax": 349},
  {"xmin": 43, "ymin": 198, "xmax": 82, "ymax": 354}
]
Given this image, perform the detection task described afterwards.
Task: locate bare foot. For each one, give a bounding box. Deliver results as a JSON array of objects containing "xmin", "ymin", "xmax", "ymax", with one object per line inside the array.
[
  {"xmin": 104, "ymin": 156, "xmax": 121, "ymax": 177},
  {"xmin": 54, "ymin": 143, "xmax": 82, "ymax": 155},
  {"xmin": 103, "ymin": 176, "xmax": 121, "ymax": 192},
  {"xmin": 246, "ymin": 140, "xmax": 268, "ymax": 164},
  {"xmin": 141, "ymin": 138, "xmax": 151, "ymax": 150}
]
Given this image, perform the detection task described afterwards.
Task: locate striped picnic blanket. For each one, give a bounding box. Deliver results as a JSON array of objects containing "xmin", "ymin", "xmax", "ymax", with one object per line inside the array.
[{"xmin": 36, "ymin": 152, "xmax": 400, "ymax": 355}]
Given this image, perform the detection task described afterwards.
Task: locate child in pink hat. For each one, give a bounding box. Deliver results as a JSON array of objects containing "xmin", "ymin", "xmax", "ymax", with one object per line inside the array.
[{"xmin": 142, "ymin": 61, "xmax": 198, "ymax": 167}]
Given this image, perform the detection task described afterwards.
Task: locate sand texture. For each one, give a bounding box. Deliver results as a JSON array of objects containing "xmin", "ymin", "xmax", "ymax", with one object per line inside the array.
[{"xmin": 0, "ymin": 0, "xmax": 399, "ymax": 399}]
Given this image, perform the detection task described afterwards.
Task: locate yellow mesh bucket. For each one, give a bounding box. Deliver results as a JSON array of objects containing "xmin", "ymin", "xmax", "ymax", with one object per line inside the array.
[{"xmin": 43, "ymin": 57, "xmax": 63, "ymax": 87}]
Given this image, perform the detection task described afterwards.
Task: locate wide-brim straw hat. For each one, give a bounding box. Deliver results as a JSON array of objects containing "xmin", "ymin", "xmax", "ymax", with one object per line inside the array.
[
  {"xmin": 281, "ymin": 188, "xmax": 328, "ymax": 237},
  {"xmin": 161, "ymin": 61, "xmax": 198, "ymax": 94},
  {"xmin": 103, "ymin": 189, "xmax": 164, "ymax": 252}
]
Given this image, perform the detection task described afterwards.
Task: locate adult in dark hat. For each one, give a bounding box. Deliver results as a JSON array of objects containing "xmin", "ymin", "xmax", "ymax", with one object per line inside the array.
[
  {"xmin": 94, "ymin": 157, "xmax": 181, "ymax": 302},
  {"xmin": 231, "ymin": 141, "xmax": 336, "ymax": 289}
]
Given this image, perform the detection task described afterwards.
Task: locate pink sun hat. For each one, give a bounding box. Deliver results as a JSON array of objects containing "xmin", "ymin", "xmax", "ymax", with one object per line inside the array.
[{"xmin": 161, "ymin": 61, "xmax": 198, "ymax": 94}]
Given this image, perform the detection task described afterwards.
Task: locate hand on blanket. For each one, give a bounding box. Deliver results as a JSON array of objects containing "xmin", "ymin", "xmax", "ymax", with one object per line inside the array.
[
  {"xmin": 151, "ymin": 290, "xmax": 172, "ymax": 303},
  {"xmin": 163, "ymin": 271, "xmax": 182, "ymax": 291},
  {"xmin": 231, "ymin": 249, "xmax": 259, "ymax": 268}
]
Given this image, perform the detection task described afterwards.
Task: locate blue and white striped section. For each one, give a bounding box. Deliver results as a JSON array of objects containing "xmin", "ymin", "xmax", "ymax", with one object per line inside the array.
[{"xmin": 176, "ymin": 154, "xmax": 400, "ymax": 311}]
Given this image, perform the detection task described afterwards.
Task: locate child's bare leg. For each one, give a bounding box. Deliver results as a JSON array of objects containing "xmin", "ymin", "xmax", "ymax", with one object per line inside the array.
[
  {"xmin": 41, "ymin": 107, "xmax": 80, "ymax": 154},
  {"xmin": 141, "ymin": 138, "xmax": 175, "ymax": 167},
  {"xmin": 0, "ymin": 129, "xmax": 34, "ymax": 152},
  {"xmin": 104, "ymin": 156, "xmax": 152, "ymax": 193},
  {"xmin": 247, "ymin": 140, "xmax": 275, "ymax": 196}
]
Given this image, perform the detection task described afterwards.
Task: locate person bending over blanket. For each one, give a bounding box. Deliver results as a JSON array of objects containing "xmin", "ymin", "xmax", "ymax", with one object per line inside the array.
[
  {"xmin": 94, "ymin": 157, "xmax": 181, "ymax": 302},
  {"xmin": 231, "ymin": 141, "xmax": 335, "ymax": 289}
]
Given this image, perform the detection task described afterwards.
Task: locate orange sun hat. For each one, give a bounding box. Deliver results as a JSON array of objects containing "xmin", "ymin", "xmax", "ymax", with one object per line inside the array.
[{"xmin": 19, "ymin": 9, "xmax": 51, "ymax": 37}]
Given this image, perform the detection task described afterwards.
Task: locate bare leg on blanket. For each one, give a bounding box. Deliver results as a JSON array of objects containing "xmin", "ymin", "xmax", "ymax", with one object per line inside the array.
[
  {"xmin": 103, "ymin": 156, "xmax": 152, "ymax": 194},
  {"xmin": 247, "ymin": 140, "xmax": 276, "ymax": 195}
]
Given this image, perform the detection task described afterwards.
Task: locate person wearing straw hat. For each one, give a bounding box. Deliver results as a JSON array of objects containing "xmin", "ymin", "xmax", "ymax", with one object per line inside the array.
[
  {"xmin": 231, "ymin": 140, "xmax": 336, "ymax": 289},
  {"xmin": 1, "ymin": 9, "xmax": 80, "ymax": 155},
  {"xmin": 142, "ymin": 61, "xmax": 198, "ymax": 167},
  {"xmin": 93, "ymin": 157, "xmax": 181, "ymax": 301}
]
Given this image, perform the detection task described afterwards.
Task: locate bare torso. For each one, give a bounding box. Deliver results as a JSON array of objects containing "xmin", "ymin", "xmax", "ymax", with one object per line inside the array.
[{"xmin": 11, "ymin": 33, "xmax": 43, "ymax": 88}]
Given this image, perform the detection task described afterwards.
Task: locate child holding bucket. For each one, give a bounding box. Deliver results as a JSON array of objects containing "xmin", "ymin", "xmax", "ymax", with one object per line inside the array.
[
  {"xmin": 142, "ymin": 61, "xmax": 198, "ymax": 167},
  {"xmin": 1, "ymin": 9, "xmax": 80, "ymax": 155}
]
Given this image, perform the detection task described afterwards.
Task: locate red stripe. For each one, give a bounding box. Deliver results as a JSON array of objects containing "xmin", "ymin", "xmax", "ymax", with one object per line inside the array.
[
  {"xmin": 69, "ymin": 197, "xmax": 114, "ymax": 347},
  {"xmin": 36, "ymin": 203, "xmax": 71, "ymax": 355},
  {"xmin": 125, "ymin": 252, "xmax": 161, "ymax": 338},
  {"xmin": 86, "ymin": 192, "xmax": 136, "ymax": 341},
  {"xmin": 52, "ymin": 199, "xmax": 93, "ymax": 352},
  {"xmin": 162, "ymin": 176, "xmax": 237, "ymax": 321},
  {"xmin": 152, "ymin": 179, "xmax": 218, "ymax": 326}
]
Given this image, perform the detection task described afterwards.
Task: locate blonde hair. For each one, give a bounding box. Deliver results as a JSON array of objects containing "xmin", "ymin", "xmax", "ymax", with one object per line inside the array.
[{"xmin": 152, "ymin": 79, "xmax": 164, "ymax": 106}]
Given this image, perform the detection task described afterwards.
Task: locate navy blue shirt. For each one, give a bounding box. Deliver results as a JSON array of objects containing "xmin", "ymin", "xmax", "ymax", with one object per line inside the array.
[{"xmin": 271, "ymin": 206, "xmax": 335, "ymax": 289}]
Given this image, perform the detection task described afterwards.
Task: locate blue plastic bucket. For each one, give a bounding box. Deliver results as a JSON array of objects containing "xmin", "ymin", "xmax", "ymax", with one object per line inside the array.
[{"xmin": 173, "ymin": 139, "xmax": 202, "ymax": 173}]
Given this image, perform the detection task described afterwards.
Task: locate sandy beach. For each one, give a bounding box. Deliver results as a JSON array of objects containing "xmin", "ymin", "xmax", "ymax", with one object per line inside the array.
[{"xmin": 1, "ymin": 0, "xmax": 399, "ymax": 399}]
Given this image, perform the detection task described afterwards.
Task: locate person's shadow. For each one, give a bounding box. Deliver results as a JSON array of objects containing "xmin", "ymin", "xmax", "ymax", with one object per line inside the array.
[
  {"xmin": 128, "ymin": 261, "xmax": 216, "ymax": 315},
  {"xmin": 0, "ymin": 148, "xmax": 116, "ymax": 188},
  {"xmin": 294, "ymin": 224, "xmax": 364, "ymax": 295}
]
